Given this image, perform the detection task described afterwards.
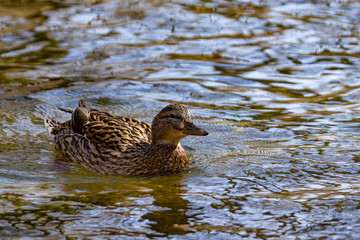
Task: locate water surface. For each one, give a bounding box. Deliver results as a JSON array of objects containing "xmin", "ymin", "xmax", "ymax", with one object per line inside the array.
[{"xmin": 1, "ymin": 0, "xmax": 360, "ymax": 239}]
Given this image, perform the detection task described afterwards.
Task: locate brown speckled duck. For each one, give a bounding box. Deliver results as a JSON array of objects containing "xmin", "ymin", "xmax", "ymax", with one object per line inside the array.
[{"xmin": 45, "ymin": 99, "xmax": 208, "ymax": 176}]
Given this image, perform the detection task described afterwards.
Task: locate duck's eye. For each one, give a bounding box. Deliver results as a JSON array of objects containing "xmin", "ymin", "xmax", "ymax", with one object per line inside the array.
[{"xmin": 169, "ymin": 114, "xmax": 176, "ymax": 118}]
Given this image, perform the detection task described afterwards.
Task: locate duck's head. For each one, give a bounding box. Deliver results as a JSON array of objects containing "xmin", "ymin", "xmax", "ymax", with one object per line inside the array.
[{"xmin": 151, "ymin": 104, "xmax": 208, "ymax": 145}]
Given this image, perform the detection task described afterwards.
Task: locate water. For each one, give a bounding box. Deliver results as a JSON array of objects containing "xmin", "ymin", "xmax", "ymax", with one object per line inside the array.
[{"xmin": 1, "ymin": 0, "xmax": 360, "ymax": 238}]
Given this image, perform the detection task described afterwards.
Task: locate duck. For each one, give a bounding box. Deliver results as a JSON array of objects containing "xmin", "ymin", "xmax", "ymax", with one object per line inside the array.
[{"xmin": 45, "ymin": 99, "xmax": 208, "ymax": 176}]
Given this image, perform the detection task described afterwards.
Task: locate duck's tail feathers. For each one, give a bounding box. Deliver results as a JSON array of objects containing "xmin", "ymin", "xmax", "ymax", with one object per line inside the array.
[
  {"xmin": 57, "ymin": 99, "xmax": 92, "ymax": 114},
  {"xmin": 46, "ymin": 99, "xmax": 92, "ymax": 135},
  {"xmin": 58, "ymin": 107, "xmax": 73, "ymax": 113},
  {"xmin": 71, "ymin": 106, "xmax": 90, "ymax": 134},
  {"xmin": 44, "ymin": 118, "xmax": 59, "ymax": 136},
  {"xmin": 78, "ymin": 99, "xmax": 92, "ymax": 110}
]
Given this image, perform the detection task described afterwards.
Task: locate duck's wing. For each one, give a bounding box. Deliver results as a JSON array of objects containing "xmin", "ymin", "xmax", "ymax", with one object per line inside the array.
[{"xmin": 82, "ymin": 111, "xmax": 152, "ymax": 152}]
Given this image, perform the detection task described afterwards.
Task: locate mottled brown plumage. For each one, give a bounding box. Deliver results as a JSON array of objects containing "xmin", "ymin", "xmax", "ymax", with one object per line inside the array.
[{"xmin": 45, "ymin": 99, "xmax": 208, "ymax": 176}]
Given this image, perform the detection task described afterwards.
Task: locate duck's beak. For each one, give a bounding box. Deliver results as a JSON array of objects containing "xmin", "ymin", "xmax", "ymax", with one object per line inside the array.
[{"xmin": 183, "ymin": 121, "xmax": 209, "ymax": 136}]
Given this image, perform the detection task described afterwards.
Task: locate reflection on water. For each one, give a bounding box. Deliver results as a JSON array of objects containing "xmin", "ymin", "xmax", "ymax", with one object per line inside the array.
[{"xmin": 1, "ymin": 0, "xmax": 360, "ymax": 238}]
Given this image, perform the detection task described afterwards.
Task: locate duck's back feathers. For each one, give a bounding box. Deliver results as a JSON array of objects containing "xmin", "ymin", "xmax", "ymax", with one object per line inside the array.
[
  {"xmin": 54, "ymin": 100, "xmax": 152, "ymax": 152},
  {"xmin": 82, "ymin": 112, "xmax": 151, "ymax": 152}
]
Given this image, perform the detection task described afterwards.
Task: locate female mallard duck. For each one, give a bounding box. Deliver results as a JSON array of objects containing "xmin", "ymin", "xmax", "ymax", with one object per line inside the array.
[{"xmin": 45, "ymin": 99, "xmax": 208, "ymax": 176}]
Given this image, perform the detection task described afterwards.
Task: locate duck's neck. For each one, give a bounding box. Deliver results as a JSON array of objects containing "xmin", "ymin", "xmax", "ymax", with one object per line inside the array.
[
  {"xmin": 147, "ymin": 142, "xmax": 180, "ymax": 157},
  {"xmin": 151, "ymin": 137, "xmax": 181, "ymax": 145},
  {"xmin": 143, "ymin": 142, "xmax": 189, "ymax": 175}
]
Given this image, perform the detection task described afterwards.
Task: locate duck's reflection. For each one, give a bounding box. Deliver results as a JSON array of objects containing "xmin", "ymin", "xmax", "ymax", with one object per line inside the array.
[
  {"xmin": 141, "ymin": 173, "xmax": 192, "ymax": 235},
  {"xmin": 56, "ymin": 172, "xmax": 192, "ymax": 237}
]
